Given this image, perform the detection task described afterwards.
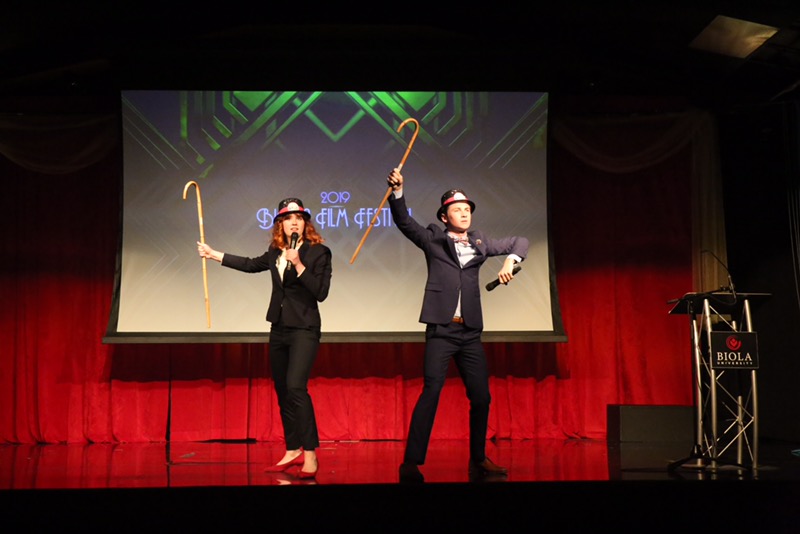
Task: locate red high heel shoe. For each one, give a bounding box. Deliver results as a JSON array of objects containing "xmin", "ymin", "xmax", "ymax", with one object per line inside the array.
[
  {"xmin": 296, "ymin": 460, "xmax": 318, "ymax": 479},
  {"xmin": 264, "ymin": 455, "xmax": 304, "ymax": 473}
]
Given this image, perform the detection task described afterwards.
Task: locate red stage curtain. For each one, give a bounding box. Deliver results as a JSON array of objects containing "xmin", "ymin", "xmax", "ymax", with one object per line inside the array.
[{"xmin": 1, "ymin": 100, "xmax": 709, "ymax": 444}]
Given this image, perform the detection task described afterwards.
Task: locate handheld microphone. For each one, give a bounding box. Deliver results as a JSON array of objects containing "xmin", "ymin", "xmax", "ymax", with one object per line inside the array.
[
  {"xmin": 701, "ymin": 249, "xmax": 735, "ymax": 295},
  {"xmin": 286, "ymin": 232, "xmax": 299, "ymax": 271},
  {"xmin": 486, "ymin": 264, "xmax": 522, "ymax": 292}
]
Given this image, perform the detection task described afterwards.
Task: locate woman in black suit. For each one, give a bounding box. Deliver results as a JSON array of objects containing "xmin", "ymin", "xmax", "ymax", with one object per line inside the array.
[{"xmin": 197, "ymin": 197, "xmax": 332, "ymax": 479}]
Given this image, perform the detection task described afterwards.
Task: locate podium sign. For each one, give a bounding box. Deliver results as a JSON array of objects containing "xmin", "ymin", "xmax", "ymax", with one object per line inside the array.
[{"xmin": 710, "ymin": 331, "xmax": 759, "ymax": 369}]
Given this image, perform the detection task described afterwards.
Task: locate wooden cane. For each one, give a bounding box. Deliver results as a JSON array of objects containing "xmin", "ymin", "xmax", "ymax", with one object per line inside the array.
[
  {"xmin": 183, "ymin": 180, "xmax": 211, "ymax": 328},
  {"xmin": 350, "ymin": 118, "xmax": 420, "ymax": 264}
]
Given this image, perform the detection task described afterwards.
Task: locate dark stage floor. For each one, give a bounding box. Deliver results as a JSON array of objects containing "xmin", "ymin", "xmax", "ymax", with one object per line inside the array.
[{"xmin": 3, "ymin": 438, "xmax": 800, "ymax": 531}]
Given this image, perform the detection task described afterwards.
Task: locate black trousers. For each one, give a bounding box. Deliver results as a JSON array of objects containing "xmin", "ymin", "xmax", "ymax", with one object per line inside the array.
[
  {"xmin": 269, "ymin": 324, "xmax": 321, "ymax": 451},
  {"xmin": 403, "ymin": 321, "xmax": 491, "ymax": 465}
]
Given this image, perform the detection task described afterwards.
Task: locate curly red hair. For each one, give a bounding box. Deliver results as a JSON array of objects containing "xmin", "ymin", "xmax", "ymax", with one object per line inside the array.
[{"xmin": 271, "ymin": 216, "xmax": 325, "ymax": 249}]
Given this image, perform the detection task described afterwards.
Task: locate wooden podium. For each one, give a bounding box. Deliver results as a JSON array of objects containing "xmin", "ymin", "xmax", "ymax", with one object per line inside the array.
[{"xmin": 667, "ymin": 291, "xmax": 770, "ymax": 472}]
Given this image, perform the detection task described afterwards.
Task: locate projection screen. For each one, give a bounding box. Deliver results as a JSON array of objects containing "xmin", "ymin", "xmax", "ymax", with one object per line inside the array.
[{"xmin": 104, "ymin": 90, "xmax": 564, "ymax": 343}]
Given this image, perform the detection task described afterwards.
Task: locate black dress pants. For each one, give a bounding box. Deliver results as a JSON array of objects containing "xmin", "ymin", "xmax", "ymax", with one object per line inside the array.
[
  {"xmin": 269, "ymin": 324, "xmax": 321, "ymax": 451},
  {"xmin": 403, "ymin": 321, "xmax": 491, "ymax": 465}
]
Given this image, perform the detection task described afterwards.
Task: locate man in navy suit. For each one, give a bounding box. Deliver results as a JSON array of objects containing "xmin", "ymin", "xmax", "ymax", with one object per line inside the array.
[{"xmin": 387, "ymin": 168, "xmax": 529, "ymax": 483}]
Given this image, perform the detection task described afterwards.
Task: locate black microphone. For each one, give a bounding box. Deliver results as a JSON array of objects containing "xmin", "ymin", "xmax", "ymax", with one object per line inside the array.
[
  {"xmin": 701, "ymin": 249, "xmax": 735, "ymax": 295},
  {"xmin": 486, "ymin": 264, "xmax": 522, "ymax": 292},
  {"xmin": 286, "ymin": 232, "xmax": 299, "ymax": 271}
]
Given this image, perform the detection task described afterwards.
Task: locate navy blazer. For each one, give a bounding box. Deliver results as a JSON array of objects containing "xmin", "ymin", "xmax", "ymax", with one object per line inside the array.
[
  {"xmin": 221, "ymin": 241, "xmax": 332, "ymax": 328},
  {"xmin": 389, "ymin": 193, "xmax": 528, "ymax": 329}
]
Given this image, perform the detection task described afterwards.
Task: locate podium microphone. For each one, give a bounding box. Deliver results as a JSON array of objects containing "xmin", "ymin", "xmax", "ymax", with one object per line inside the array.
[
  {"xmin": 701, "ymin": 249, "xmax": 735, "ymax": 297},
  {"xmin": 286, "ymin": 232, "xmax": 299, "ymax": 271},
  {"xmin": 486, "ymin": 264, "xmax": 522, "ymax": 292}
]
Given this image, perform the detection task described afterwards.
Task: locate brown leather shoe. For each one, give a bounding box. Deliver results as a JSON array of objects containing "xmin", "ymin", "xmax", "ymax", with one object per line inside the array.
[{"xmin": 468, "ymin": 457, "xmax": 508, "ymax": 477}]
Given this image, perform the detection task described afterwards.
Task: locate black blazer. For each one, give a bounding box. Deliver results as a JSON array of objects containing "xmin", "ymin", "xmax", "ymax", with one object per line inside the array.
[
  {"xmin": 389, "ymin": 193, "xmax": 528, "ymax": 329},
  {"xmin": 221, "ymin": 241, "xmax": 332, "ymax": 328}
]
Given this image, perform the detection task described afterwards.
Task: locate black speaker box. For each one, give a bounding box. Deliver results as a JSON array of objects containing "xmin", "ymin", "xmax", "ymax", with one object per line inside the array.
[{"xmin": 607, "ymin": 404, "xmax": 693, "ymax": 443}]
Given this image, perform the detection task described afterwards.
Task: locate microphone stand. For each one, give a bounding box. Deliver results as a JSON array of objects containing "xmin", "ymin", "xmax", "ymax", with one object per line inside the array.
[{"xmin": 702, "ymin": 249, "xmax": 737, "ymax": 302}]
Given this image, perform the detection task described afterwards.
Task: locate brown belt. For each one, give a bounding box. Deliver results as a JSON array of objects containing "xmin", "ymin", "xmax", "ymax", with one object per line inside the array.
[{"xmin": 452, "ymin": 316, "xmax": 464, "ymax": 324}]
